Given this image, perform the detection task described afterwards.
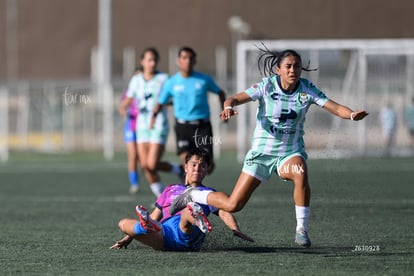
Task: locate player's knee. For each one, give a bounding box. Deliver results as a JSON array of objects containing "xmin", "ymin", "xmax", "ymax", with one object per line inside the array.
[
  {"xmin": 118, "ymin": 219, "xmax": 127, "ymax": 231},
  {"xmin": 140, "ymin": 164, "xmax": 153, "ymax": 172},
  {"xmin": 225, "ymin": 200, "xmax": 244, "ymax": 212},
  {"xmin": 294, "ymin": 179, "xmax": 310, "ymax": 190},
  {"xmin": 146, "ymin": 162, "xmax": 157, "ymax": 172}
]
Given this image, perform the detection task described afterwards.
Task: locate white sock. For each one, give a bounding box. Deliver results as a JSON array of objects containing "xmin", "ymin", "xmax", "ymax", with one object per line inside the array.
[
  {"xmin": 150, "ymin": 182, "xmax": 164, "ymax": 197},
  {"xmin": 170, "ymin": 164, "xmax": 182, "ymax": 175},
  {"xmin": 295, "ymin": 205, "xmax": 310, "ymax": 232},
  {"xmin": 191, "ymin": 190, "xmax": 212, "ymax": 205}
]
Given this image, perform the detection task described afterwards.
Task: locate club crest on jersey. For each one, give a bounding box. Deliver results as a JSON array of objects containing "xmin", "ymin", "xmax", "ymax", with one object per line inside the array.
[{"xmin": 299, "ymin": 92, "xmax": 308, "ymax": 104}]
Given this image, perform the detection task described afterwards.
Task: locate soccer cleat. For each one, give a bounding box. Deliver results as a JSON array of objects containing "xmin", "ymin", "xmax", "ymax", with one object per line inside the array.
[
  {"xmin": 170, "ymin": 186, "xmax": 195, "ymax": 215},
  {"xmin": 129, "ymin": 185, "xmax": 139, "ymax": 194},
  {"xmin": 135, "ymin": 205, "xmax": 161, "ymax": 232},
  {"xmin": 295, "ymin": 228, "xmax": 311, "ymax": 248},
  {"xmin": 187, "ymin": 202, "xmax": 212, "ymax": 234}
]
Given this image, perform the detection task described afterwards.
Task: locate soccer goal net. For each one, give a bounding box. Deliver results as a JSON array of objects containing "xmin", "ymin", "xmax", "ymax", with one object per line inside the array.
[{"xmin": 235, "ymin": 39, "xmax": 414, "ymax": 161}]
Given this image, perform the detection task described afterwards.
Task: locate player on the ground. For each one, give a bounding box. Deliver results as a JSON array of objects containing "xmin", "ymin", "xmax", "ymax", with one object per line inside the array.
[
  {"xmin": 120, "ymin": 47, "xmax": 182, "ymax": 197},
  {"xmin": 110, "ymin": 148, "xmax": 254, "ymax": 251},
  {"xmin": 170, "ymin": 46, "xmax": 368, "ymax": 248}
]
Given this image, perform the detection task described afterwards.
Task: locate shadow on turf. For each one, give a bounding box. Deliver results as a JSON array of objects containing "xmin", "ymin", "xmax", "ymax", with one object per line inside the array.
[
  {"xmin": 205, "ymin": 246, "xmax": 413, "ymax": 258},
  {"xmin": 204, "ymin": 246, "xmax": 412, "ymax": 257},
  {"xmin": 205, "ymin": 246, "xmax": 349, "ymax": 254}
]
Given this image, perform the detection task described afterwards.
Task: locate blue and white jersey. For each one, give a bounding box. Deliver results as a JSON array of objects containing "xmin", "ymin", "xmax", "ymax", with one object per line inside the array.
[
  {"xmin": 245, "ymin": 75, "xmax": 329, "ymax": 156},
  {"xmin": 158, "ymin": 71, "xmax": 221, "ymax": 121},
  {"xmin": 126, "ymin": 72, "xmax": 169, "ymax": 131}
]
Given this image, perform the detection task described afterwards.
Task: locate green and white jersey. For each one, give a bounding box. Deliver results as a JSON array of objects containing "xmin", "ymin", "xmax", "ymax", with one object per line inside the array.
[
  {"xmin": 126, "ymin": 72, "xmax": 169, "ymax": 131},
  {"xmin": 245, "ymin": 75, "xmax": 329, "ymax": 156}
]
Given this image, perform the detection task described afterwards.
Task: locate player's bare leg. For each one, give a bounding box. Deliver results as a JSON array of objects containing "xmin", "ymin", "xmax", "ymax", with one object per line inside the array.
[
  {"xmin": 138, "ymin": 143, "xmax": 164, "ymax": 197},
  {"xmin": 279, "ymin": 155, "xmax": 310, "ymax": 207},
  {"xmin": 138, "ymin": 143, "xmax": 160, "ymax": 183},
  {"xmin": 126, "ymin": 142, "xmax": 139, "ymax": 177},
  {"xmin": 207, "ymin": 172, "xmax": 261, "ymax": 212},
  {"xmin": 115, "ymin": 218, "xmax": 164, "ymax": 250},
  {"xmin": 278, "ymin": 155, "xmax": 312, "ymax": 247},
  {"xmin": 171, "ymin": 172, "xmax": 261, "ymax": 215},
  {"xmin": 126, "ymin": 141, "xmax": 139, "ymax": 194}
]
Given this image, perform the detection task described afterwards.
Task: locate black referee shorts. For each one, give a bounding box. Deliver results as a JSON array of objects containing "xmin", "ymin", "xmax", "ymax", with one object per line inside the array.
[{"xmin": 174, "ymin": 120, "xmax": 214, "ymax": 159}]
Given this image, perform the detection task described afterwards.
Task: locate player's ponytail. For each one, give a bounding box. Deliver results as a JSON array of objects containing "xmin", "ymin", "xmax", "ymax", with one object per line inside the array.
[{"xmin": 256, "ymin": 43, "xmax": 316, "ymax": 77}]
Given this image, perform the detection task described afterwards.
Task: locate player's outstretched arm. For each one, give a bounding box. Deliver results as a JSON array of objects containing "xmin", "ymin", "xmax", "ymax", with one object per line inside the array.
[
  {"xmin": 217, "ymin": 209, "xmax": 255, "ymax": 242},
  {"xmin": 218, "ymin": 90, "xmax": 227, "ymax": 111},
  {"xmin": 110, "ymin": 234, "xmax": 133, "ymax": 249},
  {"xmin": 323, "ymin": 99, "xmax": 369, "ymax": 121},
  {"xmin": 219, "ymin": 92, "xmax": 252, "ymax": 122}
]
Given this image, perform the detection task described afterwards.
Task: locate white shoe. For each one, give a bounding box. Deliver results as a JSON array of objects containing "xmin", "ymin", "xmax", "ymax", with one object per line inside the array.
[
  {"xmin": 129, "ymin": 185, "xmax": 139, "ymax": 194},
  {"xmin": 295, "ymin": 228, "xmax": 311, "ymax": 248}
]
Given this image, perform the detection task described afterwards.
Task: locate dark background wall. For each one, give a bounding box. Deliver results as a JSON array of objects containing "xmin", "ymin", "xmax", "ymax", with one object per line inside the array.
[{"xmin": 0, "ymin": 0, "xmax": 413, "ymax": 80}]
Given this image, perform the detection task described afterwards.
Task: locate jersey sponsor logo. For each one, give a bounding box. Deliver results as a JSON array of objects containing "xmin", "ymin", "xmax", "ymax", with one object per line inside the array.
[
  {"xmin": 178, "ymin": 140, "xmax": 189, "ymax": 148},
  {"xmin": 280, "ymin": 108, "xmax": 297, "ymax": 122},
  {"xmin": 195, "ymin": 82, "xmax": 202, "ymax": 90},
  {"xmin": 270, "ymin": 92, "xmax": 297, "ymax": 103},
  {"xmin": 174, "ymin": 84, "xmax": 185, "ymax": 92},
  {"xmin": 269, "ymin": 125, "xmax": 296, "ymax": 135},
  {"xmin": 144, "ymin": 92, "xmax": 152, "ymax": 100}
]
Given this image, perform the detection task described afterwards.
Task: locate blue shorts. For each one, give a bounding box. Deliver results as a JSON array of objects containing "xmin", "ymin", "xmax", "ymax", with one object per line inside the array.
[
  {"xmin": 161, "ymin": 216, "xmax": 206, "ymax": 251},
  {"xmin": 124, "ymin": 120, "xmax": 136, "ymax": 143}
]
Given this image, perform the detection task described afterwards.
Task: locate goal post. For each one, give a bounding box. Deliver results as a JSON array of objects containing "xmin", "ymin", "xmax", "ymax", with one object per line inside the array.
[
  {"xmin": 236, "ymin": 39, "xmax": 414, "ymax": 160},
  {"xmin": 0, "ymin": 87, "xmax": 9, "ymax": 162}
]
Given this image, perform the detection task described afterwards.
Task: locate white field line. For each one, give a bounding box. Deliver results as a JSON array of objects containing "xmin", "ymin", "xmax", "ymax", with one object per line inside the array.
[
  {"xmin": 0, "ymin": 194, "xmax": 136, "ymax": 203},
  {"xmin": 0, "ymin": 162, "xmax": 127, "ymax": 174}
]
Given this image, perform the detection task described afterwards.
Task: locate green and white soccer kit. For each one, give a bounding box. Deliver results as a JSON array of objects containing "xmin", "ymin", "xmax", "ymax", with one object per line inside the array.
[
  {"xmin": 126, "ymin": 73, "xmax": 169, "ymax": 144},
  {"xmin": 242, "ymin": 75, "xmax": 329, "ymax": 181}
]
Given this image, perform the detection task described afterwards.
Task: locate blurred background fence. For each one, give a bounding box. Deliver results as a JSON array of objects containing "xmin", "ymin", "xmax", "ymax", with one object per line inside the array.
[
  {"xmin": 1, "ymin": 40, "xmax": 414, "ymax": 162},
  {"xmin": 235, "ymin": 39, "xmax": 414, "ymax": 160},
  {"xmin": 1, "ymin": 0, "xmax": 414, "ymax": 162}
]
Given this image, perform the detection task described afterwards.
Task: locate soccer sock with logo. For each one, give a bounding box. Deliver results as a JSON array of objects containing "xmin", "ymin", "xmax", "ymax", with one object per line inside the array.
[
  {"xmin": 128, "ymin": 171, "xmax": 139, "ymax": 187},
  {"xmin": 295, "ymin": 205, "xmax": 310, "ymax": 232},
  {"xmin": 150, "ymin": 182, "xmax": 164, "ymax": 197}
]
